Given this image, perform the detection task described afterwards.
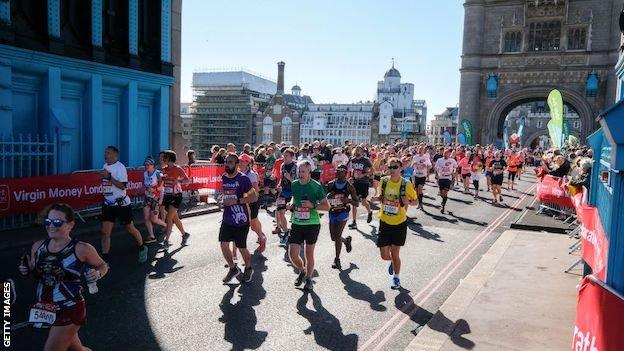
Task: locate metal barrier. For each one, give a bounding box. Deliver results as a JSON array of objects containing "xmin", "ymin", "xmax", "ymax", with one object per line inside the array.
[{"xmin": 0, "ymin": 134, "xmax": 57, "ymax": 230}]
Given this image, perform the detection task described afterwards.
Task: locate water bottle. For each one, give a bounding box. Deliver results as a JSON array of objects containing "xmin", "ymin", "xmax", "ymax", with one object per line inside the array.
[
  {"xmin": 86, "ymin": 268, "xmax": 99, "ymax": 294},
  {"xmin": 19, "ymin": 251, "xmax": 30, "ymax": 276}
]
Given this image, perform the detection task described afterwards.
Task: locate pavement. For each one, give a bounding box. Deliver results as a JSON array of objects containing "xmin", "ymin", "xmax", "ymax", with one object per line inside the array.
[
  {"xmin": 1, "ymin": 171, "xmax": 547, "ymax": 351},
  {"xmin": 405, "ymin": 229, "xmax": 580, "ymax": 351}
]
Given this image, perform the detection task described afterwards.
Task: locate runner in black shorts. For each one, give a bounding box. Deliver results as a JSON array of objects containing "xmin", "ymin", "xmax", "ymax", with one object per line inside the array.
[
  {"xmin": 326, "ymin": 164, "xmax": 359, "ymax": 269},
  {"xmin": 161, "ymin": 150, "xmax": 191, "ymax": 247},
  {"xmin": 434, "ymin": 149, "xmax": 458, "ymax": 214},
  {"xmin": 276, "ymin": 149, "xmax": 298, "ymax": 246},
  {"xmin": 489, "ymin": 151, "xmax": 507, "ymax": 205},
  {"xmin": 239, "ymin": 153, "xmax": 266, "ymax": 253},
  {"xmin": 348, "ymin": 146, "xmax": 374, "ymax": 229},
  {"xmin": 411, "ymin": 145, "xmax": 431, "ymax": 210}
]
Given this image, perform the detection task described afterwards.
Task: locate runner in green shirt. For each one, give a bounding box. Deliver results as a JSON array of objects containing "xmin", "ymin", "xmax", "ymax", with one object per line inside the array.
[{"xmin": 286, "ymin": 160, "xmax": 329, "ymax": 291}]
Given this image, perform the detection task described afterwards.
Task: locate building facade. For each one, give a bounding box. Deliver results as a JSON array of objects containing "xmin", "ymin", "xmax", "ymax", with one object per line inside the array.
[
  {"xmin": 375, "ymin": 63, "xmax": 426, "ymax": 144},
  {"xmin": 254, "ymin": 62, "xmax": 313, "ymax": 146},
  {"xmin": 300, "ymin": 103, "xmax": 374, "ymax": 146},
  {"xmin": 180, "ymin": 102, "xmax": 192, "ymax": 152},
  {"xmin": 429, "ymin": 107, "xmax": 459, "ymax": 145},
  {"xmin": 0, "ymin": 0, "xmax": 178, "ymax": 174},
  {"xmin": 459, "ymin": 0, "xmax": 621, "ymax": 145},
  {"xmin": 190, "ymin": 71, "xmax": 275, "ymax": 158}
]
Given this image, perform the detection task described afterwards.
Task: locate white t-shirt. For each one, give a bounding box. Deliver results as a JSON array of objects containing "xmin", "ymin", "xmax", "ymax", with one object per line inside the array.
[
  {"xmin": 435, "ymin": 158, "xmax": 458, "ymax": 180},
  {"xmin": 102, "ymin": 161, "xmax": 131, "ymax": 206},
  {"xmin": 245, "ymin": 169, "xmax": 258, "ymax": 184},
  {"xmin": 411, "ymin": 154, "xmax": 432, "ymax": 177},
  {"xmin": 332, "ymin": 153, "xmax": 349, "ymax": 168}
]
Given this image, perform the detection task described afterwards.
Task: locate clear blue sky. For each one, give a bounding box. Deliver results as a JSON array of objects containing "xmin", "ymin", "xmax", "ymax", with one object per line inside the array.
[{"xmin": 180, "ymin": 1, "xmax": 464, "ymax": 123}]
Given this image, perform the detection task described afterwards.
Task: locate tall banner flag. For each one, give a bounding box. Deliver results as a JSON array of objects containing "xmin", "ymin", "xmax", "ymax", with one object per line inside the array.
[
  {"xmin": 518, "ymin": 116, "xmax": 526, "ymax": 139},
  {"xmin": 503, "ymin": 125, "xmax": 509, "ymax": 150},
  {"xmin": 563, "ymin": 119, "xmax": 571, "ymax": 146},
  {"xmin": 461, "ymin": 119, "xmax": 473, "ymax": 145},
  {"xmin": 443, "ymin": 130, "xmax": 452, "ymax": 144},
  {"xmin": 457, "ymin": 132, "xmax": 466, "ymax": 145},
  {"xmin": 547, "ymin": 89, "xmax": 564, "ymax": 148}
]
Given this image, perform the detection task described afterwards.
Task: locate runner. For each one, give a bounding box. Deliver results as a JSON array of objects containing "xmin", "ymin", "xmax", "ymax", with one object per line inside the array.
[
  {"xmin": 19, "ymin": 203, "xmax": 108, "ymax": 350},
  {"xmin": 489, "ymin": 151, "xmax": 507, "ymax": 205},
  {"xmin": 470, "ymin": 152, "xmax": 483, "ymax": 199},
  {"xmin": 484, "ymin": 150, "xmax": 494, "ymax": 192},
  {"xmin": 261, "ymin": 146, "xmax": 278, "ymax": 210},
  {"xmin": 142, "ymin": 156, "xmax": 167, "ymax": 243},
  {"xmin": 100, "ymin": 146, "xmax": 148, "ymax": 263},
  {"xmin": 239, "ymin": 154, "xmax": 267, "ymax": 253},
  {"xmin": 348, "ymin": 146, "xmax": 374, "ymax": 229},
  {"xmin": 458, "ymin": 151, "xmax": 473, "ymax": 194},
  {"xmin": 411, "ymin": 145, "xmax": 431, "ymax": 210},
  {"xmin": 275, "ymin": 149, "xmax": 298, "ymax": 246},
  {"xmin": 220, "ymin": 153, "xmax": 258, "ymax": 284},
  {"xmin": 285, "ymin": 160, "xmax": 330, "ymax": 291},
  {"xmin": 371, "ymin": 157, "xmax": 417, "ymax": 289},
  {"xmin": 161, "ymin": 150, "xmax": 191, "ymax": 247},
  {"xmin": 507, "ymin": 150, "xmax": 520, "ymax": 190},
  {"xmin": 371, "ymin": 149, "xmax": 387, "ymax": 198},
  {"xmin": 434, "ymin": 148, "xmax": 458, "ymax": 214},
  {"xmin": 326, "ymin": 164, "xmax": 359, "ymax": 270}
]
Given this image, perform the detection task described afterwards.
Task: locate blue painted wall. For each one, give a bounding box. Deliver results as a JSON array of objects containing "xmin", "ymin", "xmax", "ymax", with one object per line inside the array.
[{"xmin": 0, "ymin": 45, "xmax": 173, "ymax": 173}]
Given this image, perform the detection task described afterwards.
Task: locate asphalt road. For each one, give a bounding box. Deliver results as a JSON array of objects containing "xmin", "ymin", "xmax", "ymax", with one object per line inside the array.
[{"xmin": 2, "ymin": 171, "xmax": 539, "ymax": 351}]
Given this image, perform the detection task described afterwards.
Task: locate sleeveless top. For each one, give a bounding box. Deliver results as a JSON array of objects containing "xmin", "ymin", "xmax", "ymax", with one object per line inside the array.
[
  {"xmin": 327, "ymin": 180, "xmax": 351, "ymax": 215},
  {"xmin": 144, "ymin": 170, "xmax": 162, "ymax": 199},
  {"xmin": 34, "ymin": 239, "xmax": 85, "ymax": 308}
]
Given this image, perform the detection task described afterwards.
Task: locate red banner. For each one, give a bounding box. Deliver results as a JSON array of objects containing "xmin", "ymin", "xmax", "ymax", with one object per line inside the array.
[
  {"xmin": 573, "ymin": 276, "xmax": 624, "ymax": 351},
  {"xmin": 577, "ymin": 203, "xmax": 609, "ymax": 281},
  {"xmin": 536, "ymin": 175, "xmax": 574, "ymax": 208},
  {"xmin": 0, "ymin": 165, "xmax": 225, "ymax": 217}
]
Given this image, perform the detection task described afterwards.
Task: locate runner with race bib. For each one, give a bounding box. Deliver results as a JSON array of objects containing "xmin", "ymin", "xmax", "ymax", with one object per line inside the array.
[{"xmin": 435, "ymin": 149, "xmax": 458, "ymax": 214}]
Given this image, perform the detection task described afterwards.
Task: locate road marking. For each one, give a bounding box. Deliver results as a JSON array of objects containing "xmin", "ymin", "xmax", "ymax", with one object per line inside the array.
[{"xmin": 359, "ymin": 183, "xmax": 537, "ymax": 351}]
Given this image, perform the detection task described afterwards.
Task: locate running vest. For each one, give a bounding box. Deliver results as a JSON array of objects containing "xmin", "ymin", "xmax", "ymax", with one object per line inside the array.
[
  {"xmin": 34, "ymin": 239, "xmax": 85, "ymax": 307},
  {"xmin": 326, "ymin": 180, "xmax": 352, "ymax": 215},
  {"xmin": 143, "ymin": 170, "xmax": 161, "ymax": 199},
  {"xmin": 381, "ymin": 176, "xmax": 407, "ymax": 207}
]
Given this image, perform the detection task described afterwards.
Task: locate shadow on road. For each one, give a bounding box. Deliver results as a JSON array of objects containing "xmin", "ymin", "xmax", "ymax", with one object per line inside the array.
[
  {"xmin": 448, "ymin": 213, "xmax": 488, "ymax": 227},
  {"xmin": 407, "ymin": 222, "xmax": 444, "ymax": 242},
  {"xmin": 395, "ymin": 288, "xmax": 475, "ymax": 350},
  {"xmin": 338, "ymin": 263, "xmax": 387, "ymax": 311},
  {"xmin": 356, "ymin": 225, "xmax": 378, "ymax": 245},
  {"xmin": 148, "ymin": 245, "xmax": 185, "ymax": 279},
  {"xmin": 218, "ymin": 253, "xmax": 268, "ymax": 351},
  {"xmin": 296, "ymin": 291, "xmax": 358, "ymax": 351}
]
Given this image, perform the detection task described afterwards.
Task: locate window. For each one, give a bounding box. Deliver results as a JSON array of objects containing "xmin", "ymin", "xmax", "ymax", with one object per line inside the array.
[
  {"xmin": 281, "ymin": 116, "xmax": 292, "ymax": 144},
  {"xmin": 504, "ymin": 31, "xmax": 522, "ymax": 52},
  {"xmin": 537, "ymin": 120, "xmax": 543, "ymax": 128},
  {"xmin": 262, "ymin": 116, "xmax": 273, "ymax": 143},
  {"xmin": 567, "ymin": 27, "xmax": 587, "ymax": 50},
  {"xmin": 573, "ymin": 121, "xmax": 580, "ymax": 129},
  {"xmin": 528, "ymin": 21, "xmax": 561, "ymax": 52}
]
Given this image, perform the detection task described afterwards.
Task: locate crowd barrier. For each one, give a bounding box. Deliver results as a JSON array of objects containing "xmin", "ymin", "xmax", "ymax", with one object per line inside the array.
[
  {"xmin": 0, "ymin": 164, "xmax": 226, "ymax": 222},
  {"xmin": 536, "ymin": 175, "xmax": 575, "ymax": 219}
]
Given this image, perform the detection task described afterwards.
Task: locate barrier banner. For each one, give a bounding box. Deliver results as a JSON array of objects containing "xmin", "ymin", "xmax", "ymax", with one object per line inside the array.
[
  {"xmin": 577, "ymin": 204, "xmax": 609, "ymax": 281},
  {"xmin": 572, "ymin": 276, "xmax": 624, "ymax": 351},
  {"xmin": 0, "ymin": 170, "xmax": 145, "ymax": 217},
  {"xmin": 536, "ymin": 175, "xmax": 574, "ymax": 209},
  {"xmin": 183, "ymin": 165, "xmax": 224, "ymax": 191}
]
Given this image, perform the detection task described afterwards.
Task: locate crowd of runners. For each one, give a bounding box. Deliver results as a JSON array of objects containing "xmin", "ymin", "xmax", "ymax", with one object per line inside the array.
[{"xmin": 17, "ymin": 139, "xmax": 595, "ymax": 350}]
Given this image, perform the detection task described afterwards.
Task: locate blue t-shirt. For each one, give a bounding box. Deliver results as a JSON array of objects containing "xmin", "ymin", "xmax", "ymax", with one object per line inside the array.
[
  {"xmin": 222, "ymin": 172, "xmax": 252, "ymax": 226},
  {"xmin": 403, "ymin": 166, "xmax": 414, "ymax": 179}
]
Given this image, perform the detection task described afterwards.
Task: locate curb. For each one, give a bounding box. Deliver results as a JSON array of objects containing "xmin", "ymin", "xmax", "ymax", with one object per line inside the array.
[{"xmin": 404, "ymin": 230, "xmax": 519, "ymax": 351}]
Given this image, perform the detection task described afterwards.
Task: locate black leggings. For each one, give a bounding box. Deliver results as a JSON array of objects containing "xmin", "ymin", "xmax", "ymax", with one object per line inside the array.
[
  {"xmin": 473, "ymin": 180, "xmax": 479, "ymax": 190},
  {"xmin": 508, "ymin": 172, "xmax": 517, "ymax": 181}
]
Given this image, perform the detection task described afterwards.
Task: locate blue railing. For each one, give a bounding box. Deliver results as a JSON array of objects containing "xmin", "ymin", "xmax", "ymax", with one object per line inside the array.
[{"xmin": 0, "ymin": 134, "xmax": 57, "ymax": 230}]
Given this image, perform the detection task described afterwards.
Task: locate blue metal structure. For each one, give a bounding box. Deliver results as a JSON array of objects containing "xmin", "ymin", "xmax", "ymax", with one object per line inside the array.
[{"xmin": 588, "ymin": 100, "xmax": 624, "ymax": 295}]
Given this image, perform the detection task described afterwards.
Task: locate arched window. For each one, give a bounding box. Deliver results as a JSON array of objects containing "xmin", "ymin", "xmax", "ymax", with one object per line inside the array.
[
  {"xmin": 528, "ymin": 21, "xmax": 561, "ymax": 51},
  {"xmin": 263, "ymin": 116, "xmax": 273, "ymax": 143},
  {"xmin": 504, "ymin": 31, "xmax": 522, "ymax": 52},
  {"xmin": 281, "ymin": 116, "xmax": 292, "ymax": 144},
  {"xmin": 568, "ymin": 27, "xmax": 587, "ymax": 50}
]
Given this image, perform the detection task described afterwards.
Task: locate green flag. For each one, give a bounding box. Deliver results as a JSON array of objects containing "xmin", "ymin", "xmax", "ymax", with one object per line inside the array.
[
  {"xmin": 461, "ymin": 119, "xmax": 473, "ymax": 145},
  {"xmin": 547, "ymin": 119, "xmax": 563, "ymax": 148},
  {"xmin": 547, "ymin": 89, "xmax": 564, "ymax": 148}
]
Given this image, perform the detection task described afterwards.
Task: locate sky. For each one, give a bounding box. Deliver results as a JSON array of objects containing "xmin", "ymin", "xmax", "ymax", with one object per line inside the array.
[{"xmin": 180, "ymin": 1, "xmax": 464, "ymax": 124}]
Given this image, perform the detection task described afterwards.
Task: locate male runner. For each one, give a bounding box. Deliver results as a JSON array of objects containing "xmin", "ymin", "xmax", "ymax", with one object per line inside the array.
[
  {"xmin": 348, "ymin": 146, "xmax": 373, "ymax": 229},
  {"xmin": 221, "ymin": 153, "xmax": 258, "ymax": 283},
  {"xmin": 100, "ymin": 146, "xmax": 148, "ymax": 263},
  {"xmin": 286, "ymin": 160, "xmax": 330, "ymax": 291},
  {"xmin": 326, "ymin": 164, "xmax": 359, "ymax": 269},
  {"xmin": 161, "ymin": 150, "xmax": 191, "ymax": 247},
  {"xmin": 371, "ymin": 157, "xmax": 417, "ymax": 289},
  {"xmin": 276, "ymin": 149, "xmax": 298, "ymax": 246},
  {"xmin": 411, "ymin": 145, "xmax": 431, "ymax": 210},
  {"xmin": 489, "ymin": 151, "xmax": 507, "ymax": 205},
  {"xmin": 435, "ymin": 149, "xmax": 458, "ymax": 214}
]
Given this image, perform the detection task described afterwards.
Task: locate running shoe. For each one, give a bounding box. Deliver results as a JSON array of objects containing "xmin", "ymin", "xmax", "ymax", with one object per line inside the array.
[
  {"xmin": 295, "ymin": 271, "xmax": 306, "ymax": 287},
  {"xmin": 241, "ymin": 267, "xmax": 254, "ymax": 283},
  {"xmin": 272, "ymin": 228, "xmax": 281, "ymax": 234},
  {"xmin": 138, "ymin": 246, "xmax": 148, "ymax": 264},
  {"xmin": 257, "ymin": 235, "xmax": 267, "ymax": 253},
  {"xmin": 144, "ymin": 237, "xmax": 157, "ymax": 244},
  {"xmin": 388, "ymin": 262, "xmax": 394, "ymax": 276},
  {"xmin": 160, "ymin": 240, "xmax": 172, "ymax": 248},
  {"xmin": 332, "ymin": 258, "xmax": 342, "ymax": 270},
  {"xmin": 441, "ymin": 206, "xmax": 445, "ymax": 214},
  {"xmin": 391, "ymin": 277, "xmax": 401, "ymax": 290},
  {"xmin": 279, "ymin": 233, "xmax": 289, "ymax": 247},
  {"xmin": 303, "ymin": 278, "xmax": 314, "ymax": 291},
  {"xmin": 181, "ymin": 232, "xmax": 191, "ymax": 246},
  {"xmin": 348, "ymin": 221, "xmax": 357, "ymax": 229},
  {"xmin": 367, "ymin": 211, "xmax": 373, "ymax": 223},
  {"xmin": 344, "ymin": 236, "xmax": 353, "ymax": 253},
  {"xmin": 223, "ymin": 267, "xmax": 241, "ymax": 283}
]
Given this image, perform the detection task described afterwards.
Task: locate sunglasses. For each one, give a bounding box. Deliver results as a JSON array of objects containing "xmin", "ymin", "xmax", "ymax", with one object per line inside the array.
[
  {"xmin": 44, "ymin": 218, "xmax": 67, "ymax": 228},
  {"xmin": 388, "ymin": 165, "xmax": 400, "ymax": 170}
]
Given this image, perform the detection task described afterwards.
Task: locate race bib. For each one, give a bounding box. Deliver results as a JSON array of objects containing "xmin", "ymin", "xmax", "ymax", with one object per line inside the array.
[
  {"xmin": 294, "ymin": 207, "xmax": 310, "ymax": 220},
  {"xmin": 493, "ymin": 169, "xmax": 503, "ymax": 175},
  {"xmin": 329, "ymin": 198, "xmax": 343, "ymax": 207},
  {"xmin": 353, "ymin": 170, "xmax": 362, "ymax": 178},
  {"xmin": 102, "ymin": 185, "xmax": 113, "ymax": 195},
  {"xmin": 276, "ymin": 197, "xmax": 286, "ymax": 206},
  {"xmin": 383, "ymin": 199, "xmax": 399, "ymax": 215},
  {"xmin": 164, "ymin": 187, "xmax": 173, "ymax": 194},
  {"xmin": 29, "ymin": 303, "xmax": 56, "ymax": 327},
  {"xmin": 441, "ymin": 166, "xmax": 452, "ymax": 176}
]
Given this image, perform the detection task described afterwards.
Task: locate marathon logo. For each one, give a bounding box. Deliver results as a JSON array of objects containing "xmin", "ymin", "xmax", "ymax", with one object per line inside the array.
[
  {"xmin": 572, "ymin": 325, "xmax": 598, "ymax": 351},
  {"xmin": 11, "ymin": 181, "xmax": 143, "ymax": 203},
  {"xmin": 191, "ymin": 176, "xmax": 220, "ymax": 184}
]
